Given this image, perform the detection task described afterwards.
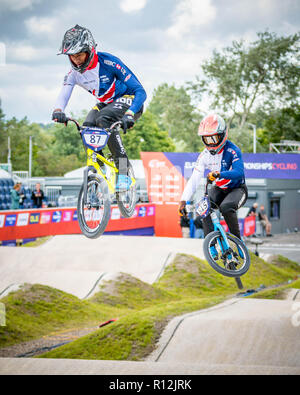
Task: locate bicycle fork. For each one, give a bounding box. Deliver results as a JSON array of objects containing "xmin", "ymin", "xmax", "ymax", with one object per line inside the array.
[
  {"xmin": 83, "ymin": 166, "xmax": 96, "ymax": 205},
  {"xmin": 211, "ymin": 212, "xmax": 232, "ymax": 256},
  {"xmin": 211, "ymin": 212, "xmax": 244, "ymax": 289}
]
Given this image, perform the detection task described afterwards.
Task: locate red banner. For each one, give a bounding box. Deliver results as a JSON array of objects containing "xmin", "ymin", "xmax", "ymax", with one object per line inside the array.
[
  {"xmin": 243, "ymin": 215, "xmax": 256, "ymax": 237},
  {"xmin": 0, "ymin": 204, "xmax": 155, "ymax": 242},
  {"xmin": 140, "ymin": 152, "xmax": 184, "ymax": 237}
]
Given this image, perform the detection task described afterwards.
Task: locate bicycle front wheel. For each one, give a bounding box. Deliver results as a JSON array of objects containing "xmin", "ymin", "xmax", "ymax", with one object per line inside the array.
[
  {"xmin": 116, "ymin": 164, "xmax": 137, "ymax": 218},
  {"xmin": 203, "ymin": 231, "xmax": 251, "ymax": 278},
  {"xmin": 77, "ymin": 174, "xmax": 111, "ymax": 239}
]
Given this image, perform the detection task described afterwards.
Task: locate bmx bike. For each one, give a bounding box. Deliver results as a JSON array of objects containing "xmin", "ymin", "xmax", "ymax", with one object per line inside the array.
[
  {"xmin": 65, "ymin": 118, "xmax": 137, "ymax": 239},
  {"xmin": 196, "ymin": 181, "xmax": 251, "ymax": 289}
]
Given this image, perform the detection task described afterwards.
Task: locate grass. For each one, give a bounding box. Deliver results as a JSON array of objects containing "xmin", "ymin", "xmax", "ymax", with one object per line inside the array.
[
  {"xmin": 0, "ymin": 284, "xmax": 124, "ymax": 348},
  {"xmin": 0, "ymin": 252, "xmax": 299, "ymax": 360},
  {"xmin": 21, "ymin": 236, "xmax": 52, "ymax": 247},
  {"xmin": 248, "ymin": 278, "xmax": 300, "ymax": 300}
]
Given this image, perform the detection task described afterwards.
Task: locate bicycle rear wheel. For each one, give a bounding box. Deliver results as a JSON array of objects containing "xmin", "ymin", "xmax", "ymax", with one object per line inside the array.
[
  {"xmin": 116, "ymin": 164, "xmax": 137, "ymax": 218},
  {"xmin": 77, "ymin": 174, "xmax": 111, "ymax": 239},
  {"xmin": 203, "ymin": 231, "xmax": 250, "ymax": 278}
]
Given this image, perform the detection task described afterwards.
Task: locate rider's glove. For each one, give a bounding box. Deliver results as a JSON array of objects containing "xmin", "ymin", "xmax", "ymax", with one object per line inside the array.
[
  {"xmin": 121, "ymin": 111, "xmax": 135, "ymax": 134},
  {"xmin": 178, "ymin": 200, "xmax": 187, "ymax": 217},
  {"xmin": 52, "ymin": 110, "xmax": 67, "ymax": 124},
  {"xmin": 207, "ymin": 171, "xmax": 220, "ymax": 183}
]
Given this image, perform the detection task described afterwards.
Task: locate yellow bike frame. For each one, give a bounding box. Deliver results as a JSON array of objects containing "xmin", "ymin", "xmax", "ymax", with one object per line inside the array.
[{"xmin": 86, "ymin": 148, "xmax": 136, "ymax": 194}]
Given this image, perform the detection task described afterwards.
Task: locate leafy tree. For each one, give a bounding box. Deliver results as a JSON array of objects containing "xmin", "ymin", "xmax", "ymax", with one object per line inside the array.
[
  {"xmin": 254, "ymin": 104, "xmax": 300, "ymax": 152},
  {"xmin": 50, "ymin": 122, "xmax": 85, "ymax": 160},
  {"xmin": 263, "ymin": 105, "xmax": 300, "ymax": 143},
  {"xmin": 122, "ymin": 110, "xmax": 176, "ymax": 159},
  {"xmin": 188, "ymin": 31, "xmax": 300, "ymax": 129},
  {"xmin": 148, "ymin": 83, "xmax": 202, "ymax": 151}
]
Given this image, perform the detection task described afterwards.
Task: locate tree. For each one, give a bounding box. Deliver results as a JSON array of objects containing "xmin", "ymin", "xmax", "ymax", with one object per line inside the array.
[
  {"xmin": 188, "ymin": 31, "xmax": 300, "ymax": 129},
  {"xmin": 148, "ymin": 83, "xmax": 202, "ymax": 151},
  {"xmin": 254, "ymin": 104, "xmax": 300, "ymax": 152},
  {"xmin": 122, "ymin": 110, "xmax": 176, "ymax": 159}
]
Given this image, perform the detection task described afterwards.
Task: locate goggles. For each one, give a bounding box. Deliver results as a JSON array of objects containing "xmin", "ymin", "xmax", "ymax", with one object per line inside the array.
[{"xmin": 202, "ymin": 134, "xmax": 221, "ymax": 146}]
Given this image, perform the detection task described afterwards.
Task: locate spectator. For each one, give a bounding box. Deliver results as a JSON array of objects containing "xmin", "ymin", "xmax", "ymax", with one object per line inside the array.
[
  {"xmin": 10, "ymin": 183, "xmax": 22, "ymax": 210},
  {"xmin": 247, "ymin": 202, "xmax": 258, "ymax": 217},
  {"xmin": 179, "ymin": 214, "xmax": 190, "ymax": 238},
  {"xmin": 19, "ymin": 185, "xmax": 26, "ymax": 208},
  {"xmin": 194, "ymin": 214, "xmax": 204, "ymax": 239},
  {"xmin": 258, "ymin": 205, "xmax": 272, "ymax": 237},
  {"xmin": 31, "ymin": 183, "xmax": 45, "ymax": 208}
]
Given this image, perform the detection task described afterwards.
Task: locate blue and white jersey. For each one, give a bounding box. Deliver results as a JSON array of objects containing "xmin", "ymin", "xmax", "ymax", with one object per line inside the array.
[
  {"xmin": 181, "ymin": 140, "xmax": 245, "ymax": 201},
  {"xmin": 54, "ymin": 52, "xmax": 146, "ymax": 114}
]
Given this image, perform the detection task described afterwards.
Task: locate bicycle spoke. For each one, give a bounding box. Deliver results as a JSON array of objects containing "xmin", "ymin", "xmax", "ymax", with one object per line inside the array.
[
  {"xmin": 207, "ymin": 233, "xmax": 247, "ymax": 274},
  {"xmin": 77, "ymin": 176, "xmax": 110, "ymax": 238}
]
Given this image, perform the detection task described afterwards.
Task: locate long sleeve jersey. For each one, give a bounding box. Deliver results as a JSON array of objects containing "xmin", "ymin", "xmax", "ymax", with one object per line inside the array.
[
  {"xmin": 54, "ymin": 52, "xmax": 147, "ymax": 114},
  {"xmin": 181, "ymin": 140, "xmax": 245, "ymax": 202}
]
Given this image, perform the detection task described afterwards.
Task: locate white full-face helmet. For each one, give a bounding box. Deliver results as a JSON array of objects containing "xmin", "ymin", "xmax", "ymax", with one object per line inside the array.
[{"xmin": 198, "ymin": 113, "xmax": 228, "ymax": 155}]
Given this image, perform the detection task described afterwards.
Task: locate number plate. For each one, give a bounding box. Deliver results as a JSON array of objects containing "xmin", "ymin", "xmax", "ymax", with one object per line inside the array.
[
  {"xmin": 196, "ymin": 197, "xmax": 210, "ymax": 218},
  {"xmin": 82, "ymin": 128, "xmax": 109, "ymax": 151}
]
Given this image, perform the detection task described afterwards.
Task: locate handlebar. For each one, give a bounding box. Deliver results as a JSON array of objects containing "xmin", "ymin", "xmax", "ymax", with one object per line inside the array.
[
  {"xmin": 64, "ymin": 117, "xmax": 122, "ymax": 134},
  {"xmin": 204, "ymin": 173, "xmax": 219, "ymax": 196}
]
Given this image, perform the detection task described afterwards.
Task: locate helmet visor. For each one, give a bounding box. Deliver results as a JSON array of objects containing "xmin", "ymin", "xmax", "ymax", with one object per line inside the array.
[{"xmin": 202, "ymin": 134, "xmax": 221, "ymax": 146}]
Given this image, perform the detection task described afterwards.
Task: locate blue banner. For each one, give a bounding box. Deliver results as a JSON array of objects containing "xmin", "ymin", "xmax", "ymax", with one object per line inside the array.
[{"xmin": 163, "ymin": 152, "xmax": 300, "ymax": 180}]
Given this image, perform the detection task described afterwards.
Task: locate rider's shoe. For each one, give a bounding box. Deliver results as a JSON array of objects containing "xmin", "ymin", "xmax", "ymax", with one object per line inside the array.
[
  {"xmin": 115, "ymin": 175, "xmax": 132, "ymax": 192},
  {"xmin": 210, "ymin": 245, "xmax": 218, "ymax": 260}
]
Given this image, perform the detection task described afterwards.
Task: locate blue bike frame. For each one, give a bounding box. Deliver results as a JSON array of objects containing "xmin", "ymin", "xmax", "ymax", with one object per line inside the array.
[
  {"xmin": 210, "ymin": 211, "xmax": 233, "ymax": 259},
  {"xmin": 197, "ymin": 182, "xmax": 233, "ymax": 260}
]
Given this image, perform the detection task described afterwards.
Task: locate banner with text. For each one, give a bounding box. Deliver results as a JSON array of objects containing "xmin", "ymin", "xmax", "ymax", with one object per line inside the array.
[{"xmin": 0, "ymin": 204, "xmax": 155, "ymax": 242}]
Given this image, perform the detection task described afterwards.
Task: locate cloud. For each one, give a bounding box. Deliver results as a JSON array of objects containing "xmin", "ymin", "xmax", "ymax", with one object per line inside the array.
[
  {"xmin": 120, "ymin": 0, "xmax": 147, "ymax": 13},
  {"xmin": 0, "ymin": 0, "xmax": 299, "ymax": 123},
  {"xmin": 0, "ymin": 0, "xmax": 41, "ymax": 12},
  {"xmin": 0, "ymin": 63, "xmax": 96, "ymax": 123},
  {"xmin": 25, "ymin": 16, "xmax": 58, "ymax": 35},
  {"xmin": 167, "ymin": 0, "xmax": 216, "ymax": 38}
]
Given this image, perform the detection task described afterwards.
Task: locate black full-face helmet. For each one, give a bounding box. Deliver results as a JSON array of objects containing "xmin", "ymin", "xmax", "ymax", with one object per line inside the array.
[{"xmin": 58, "ymin": 24, "xmax": 97, "ymax": 73}]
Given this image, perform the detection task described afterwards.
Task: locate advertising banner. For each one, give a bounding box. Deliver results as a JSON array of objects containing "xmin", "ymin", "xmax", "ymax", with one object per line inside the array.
[
  {"xmin": 140, "ymin": 151, "xmax": 298, "ymax": 237},
  {"xmin": 0, "ymin": 203, "xmax": 155, "ymax": 243},
  {"xmin": 141, "ymin": 152, "xmax": 300, "ymax": 189},
  {"xmin": 243, "ymin": 153, "xmax": 300, "ymax": 179}
]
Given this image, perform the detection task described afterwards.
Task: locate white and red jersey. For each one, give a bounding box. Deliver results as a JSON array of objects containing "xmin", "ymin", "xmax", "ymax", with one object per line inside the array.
[
  {"xmin": 181, "ymin": 140, "xmax": 245, "ymax": 201},
  {"xmin": 54, "ymin": 51, "xmax": 146, "ymax": 114}
]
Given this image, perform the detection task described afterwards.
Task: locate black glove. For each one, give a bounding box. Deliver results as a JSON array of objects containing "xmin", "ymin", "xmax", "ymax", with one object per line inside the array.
[
  {"xmin": 52, "ymin": 110, "xmax": 67, "ymax": 123},
  {"xmin": 121, "ymin": 113, "xmax": 135, "ymax": 134},
  {"xmin": 178, "ymin": 201, "xmax": 187, "ymax": 217}
]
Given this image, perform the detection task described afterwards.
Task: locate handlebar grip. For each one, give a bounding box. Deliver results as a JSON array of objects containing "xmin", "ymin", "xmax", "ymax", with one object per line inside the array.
[{"xmin": 110, "ymin": 121, "xmax": 122, "ymax": 131}]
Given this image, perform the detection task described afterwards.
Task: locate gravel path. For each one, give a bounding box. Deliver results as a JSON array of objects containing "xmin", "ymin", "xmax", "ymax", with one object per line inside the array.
[{"xmin": 0, "ymin": 326, "xmax": 98, "ymax": 358}]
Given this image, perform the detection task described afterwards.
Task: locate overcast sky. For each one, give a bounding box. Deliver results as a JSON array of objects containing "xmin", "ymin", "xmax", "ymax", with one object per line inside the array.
[{"xmin": 0, "ymin": 0, "xmax": 299, "ymax": 123}]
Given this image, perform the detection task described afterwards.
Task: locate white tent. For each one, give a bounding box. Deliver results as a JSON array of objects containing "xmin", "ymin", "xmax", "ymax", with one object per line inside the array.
[
  {"xmin": 0, "ymin": 169, "xmax": 12, "ymax": 179},
  {"xmin": 64, "ymin": 160, "xmax": 146, "ymax": 179},
  {"xmin": 64, "ymin": 166, "xmax": 85, "ymax": 179}
]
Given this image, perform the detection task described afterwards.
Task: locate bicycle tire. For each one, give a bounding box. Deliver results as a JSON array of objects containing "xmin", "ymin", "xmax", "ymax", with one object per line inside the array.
[
  {"xmin": 77, "ymin": 174, "xmax": 111, "ymax": 239},
  {"xmin": 203, "ymin": 231, "xmax": 250, "ymax": 278},
  {"xmin": 116, "ymin": 164, "xmax": 137, "ymax": 218}
]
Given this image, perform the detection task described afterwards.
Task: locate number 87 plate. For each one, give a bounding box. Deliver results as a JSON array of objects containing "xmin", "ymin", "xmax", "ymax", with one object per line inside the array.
[{"xmin": 82, "ymin": 128, "xmax": 110, "ymax": 151}]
